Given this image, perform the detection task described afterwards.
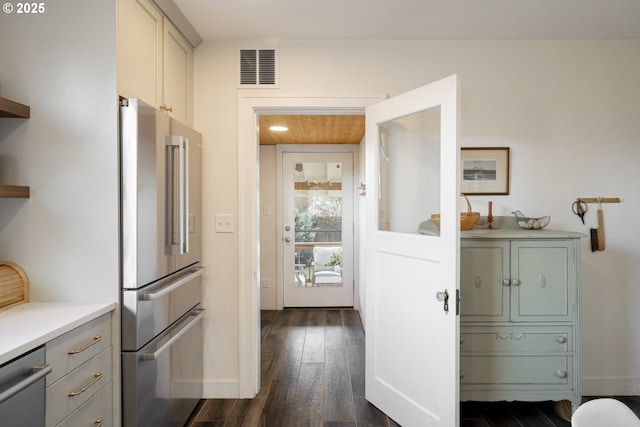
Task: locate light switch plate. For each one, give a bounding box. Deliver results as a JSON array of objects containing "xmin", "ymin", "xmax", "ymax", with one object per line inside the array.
[{"xmin": 215, "ymin": 214, "xmax": 234, "ymax": 233}]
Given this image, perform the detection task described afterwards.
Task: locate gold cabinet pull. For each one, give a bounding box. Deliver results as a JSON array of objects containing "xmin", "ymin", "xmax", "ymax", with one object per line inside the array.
[
  {"xmin": 67, "ymin": 335, "xmax": 102, "ymax": 355},
  {"xmin": 68, "ymin": 373, "xmax": 103, "ymax": 396},
  {"xmin": 94, "ymin": 419, "xmax": 104, "ymax": 426}
]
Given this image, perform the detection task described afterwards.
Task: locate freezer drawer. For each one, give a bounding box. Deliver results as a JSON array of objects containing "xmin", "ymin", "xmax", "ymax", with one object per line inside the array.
[
  {"xmin": 122, "ymin": 266, "xmax": 203, "ymax": 351},
  {"xmin": 122, "ymin": 307, "xmax": 204, "ymax": 427}
]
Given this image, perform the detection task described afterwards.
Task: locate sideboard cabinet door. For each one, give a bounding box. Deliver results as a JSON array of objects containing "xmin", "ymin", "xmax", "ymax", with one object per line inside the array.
[
  {"xmin": 460, "ymin": 240, "xmax": 510, "ymax": 322},
  {"xmin": 511, "ymin": 240, "xmax": 576, "ymax": 322}
]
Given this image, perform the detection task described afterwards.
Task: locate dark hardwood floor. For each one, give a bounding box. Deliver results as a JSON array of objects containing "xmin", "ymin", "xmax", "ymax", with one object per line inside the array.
[{"xmin": 187, "ymin": 309, "xmax": 640, "ymax": 427}]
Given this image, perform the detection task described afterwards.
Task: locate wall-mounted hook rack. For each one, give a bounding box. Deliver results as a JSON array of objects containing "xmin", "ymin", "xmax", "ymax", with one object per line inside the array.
[
  {"xmin": 573, "ymin": 198, "xmax": 621, "ymax": 252},
  {"xmin": 576, "ymin": 197, "xmax": 622, "ymax": 204}
]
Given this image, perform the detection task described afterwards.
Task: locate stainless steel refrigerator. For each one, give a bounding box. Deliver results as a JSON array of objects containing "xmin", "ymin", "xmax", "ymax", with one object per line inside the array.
[{"xmin": 119, "ymin": 98, "xmax": 204, "ymax": 427}]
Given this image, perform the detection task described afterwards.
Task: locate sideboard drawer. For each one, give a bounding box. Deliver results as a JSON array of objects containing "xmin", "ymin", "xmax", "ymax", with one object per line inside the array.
[
  {"xmin": 461, "ymin": 326, "xmax": 572, "ymax": 354},
  {"xmin": 46, "ymin": 313, "xmax": 111, "ymax": 385},
  {"xmin": 460, "ymin": 355, "xmax": 573, "ymax": 389}
]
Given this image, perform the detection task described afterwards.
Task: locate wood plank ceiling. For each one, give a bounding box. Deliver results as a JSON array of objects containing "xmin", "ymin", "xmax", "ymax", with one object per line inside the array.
[{"xmin": 259, "ymin": 115, "xmax": 365, "ymax": 145}]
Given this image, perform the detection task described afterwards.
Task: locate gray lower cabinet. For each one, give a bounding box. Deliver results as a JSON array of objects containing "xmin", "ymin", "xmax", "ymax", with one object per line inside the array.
[
  {"xmin": 460, "ymin": 232, "xmax": 582, "ymax": 406},
  {"xmin": 45, "ymin": 313, "xmax": 113, "ymax": 427}
]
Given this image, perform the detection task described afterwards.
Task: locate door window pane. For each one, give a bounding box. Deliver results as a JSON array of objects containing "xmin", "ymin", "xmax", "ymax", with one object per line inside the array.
[
  {"xmin": 293, "ymin": 162, "xmax": 344, "ymax": 287},
  {"xmin": 378, "ymin": 106, "xmax": 441, "ymax": 233}
]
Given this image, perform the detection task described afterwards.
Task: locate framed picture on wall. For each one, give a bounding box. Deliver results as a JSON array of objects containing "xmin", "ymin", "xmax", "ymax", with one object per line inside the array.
[{"xmin": 461, "ymin": 147, "xmax": 510, "ymax": 195}]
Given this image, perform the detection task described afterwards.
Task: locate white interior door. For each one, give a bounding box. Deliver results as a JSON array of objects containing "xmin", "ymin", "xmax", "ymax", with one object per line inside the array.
[
  {"xmin": 282, "ymin": 151, "xmax": 354, "ymax": 307},
  {"xmin": 365, "ymin": 75, "xmax": 460, "ymax": 426}
]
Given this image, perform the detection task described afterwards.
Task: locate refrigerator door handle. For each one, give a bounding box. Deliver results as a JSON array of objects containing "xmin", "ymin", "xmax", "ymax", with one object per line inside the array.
[
  {"xmin": 141, "ymin": 308, "xmax": 205, "ymax": 361},
  {"xmin": 138, "ymin": 267, "xmax": 205, "ymax": 301},
  {"xmin": 183, "ymin": 138, "xmax": 190, "ymax": 254},
  {"xmin": 165, "ymin": 136, "xmax": 189, "ymax": 255}
]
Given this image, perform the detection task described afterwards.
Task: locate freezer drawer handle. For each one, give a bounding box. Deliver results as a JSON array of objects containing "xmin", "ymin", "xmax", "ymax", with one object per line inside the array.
[
  {"xmin": 139, "ymin": 267, "xmax": 205, "ymax": 301},
  {"xmin": 0, "ymin": 364, "xmax": 52, "ymax": 404},
  {"xmin": 67, "ymin": 335, "xmax": 102, "ymax": 355},
  {"xmin": 68, "ymin": 372, "xmax": 103, "ymax": 396},
  {"xmin": 141, "ymin": 309, "xmax": 205, "ymax": 361}
]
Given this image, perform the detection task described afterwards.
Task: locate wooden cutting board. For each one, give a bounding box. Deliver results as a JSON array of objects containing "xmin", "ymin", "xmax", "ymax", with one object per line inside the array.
[{"xmin": 0, "ymin": 261, "xmax": 28, "ymax": 312}]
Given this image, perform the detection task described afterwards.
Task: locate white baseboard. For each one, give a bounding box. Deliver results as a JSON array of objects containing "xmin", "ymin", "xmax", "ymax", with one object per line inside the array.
[
  {"xmin": 202, "ymin": 378, "xmax": 240, "ymax": 398},
  {"xmin": 581, "ymin": 377, "xmax": 640, "ymax": 396}
]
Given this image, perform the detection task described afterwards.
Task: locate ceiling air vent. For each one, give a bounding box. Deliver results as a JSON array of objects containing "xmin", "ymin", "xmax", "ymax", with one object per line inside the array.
[{"xmin": 237, "ymin": 48, "xmax": 279, "ymax": 88}]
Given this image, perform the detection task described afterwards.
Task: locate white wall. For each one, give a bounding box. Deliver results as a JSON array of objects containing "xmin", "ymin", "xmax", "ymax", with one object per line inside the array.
[
  {"xmin": 0, "ymin": 1, "xmax": 120, "ymax": 424},
  {"xmin": 0, "ymin": 2, "xmax": 119, "ymax": 304},
  {"xmin": 195, "ymin": 38, "xmax": 640, "ymax": 397},
  {"xmin": 194, "ymin": 42, "xmax": 240, "ymax": 395}
]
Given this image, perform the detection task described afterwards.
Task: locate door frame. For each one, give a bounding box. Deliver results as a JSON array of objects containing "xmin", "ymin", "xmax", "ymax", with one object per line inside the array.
[
  {"xmin": 278, "ymin": 146, "xmax": 358, "ymax": 309},
  {"xmin": 237, "ymin": 93, "xmax": 384, "ymax": 397}
]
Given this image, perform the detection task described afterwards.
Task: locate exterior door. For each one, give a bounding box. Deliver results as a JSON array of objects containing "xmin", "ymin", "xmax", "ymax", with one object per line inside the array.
[
  {"xmin": 282, "ymin": 151, "xmax": 354, "ymax": 307},
  {"xmin": 365, "ymin": 75, "xmax": 460, "ymax": 426}
]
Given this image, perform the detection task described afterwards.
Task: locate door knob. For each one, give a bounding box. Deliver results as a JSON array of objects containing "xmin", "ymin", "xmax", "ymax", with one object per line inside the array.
[
  {"xmin": 436, "ymin": 290, "xmax": 449, "ymax": 314},
  {"xmin": 284, "ymin": 237, "xmax": 291, "ymax": 243},
  {"xmin": 285, "ymin": 226, "xmax": 291, "ymax": 231}
]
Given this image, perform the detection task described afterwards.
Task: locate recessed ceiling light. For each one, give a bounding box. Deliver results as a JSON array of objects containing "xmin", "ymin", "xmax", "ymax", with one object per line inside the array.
[{"xmin": 269, "ymin": 125, "xmax": 288, "ymax": 132}]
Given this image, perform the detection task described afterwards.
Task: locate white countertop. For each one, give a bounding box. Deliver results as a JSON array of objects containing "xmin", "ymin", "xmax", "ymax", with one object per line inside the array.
[
  {"xmin": 0, "ymin": 302, "xmax": 116, "ymax": 365},
  {"xmin": 419, "ymin": 215, "xmax": 585, "ymax": 239},
  {"xmin": 461, "ymin": 228, "xmax": 586, "ymax": 239}
]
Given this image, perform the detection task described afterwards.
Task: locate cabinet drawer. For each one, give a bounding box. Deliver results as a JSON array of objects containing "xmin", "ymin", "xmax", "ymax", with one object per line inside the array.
[
  {"xmin": 461, "ymin": 326, "xmax": 572, "ymax": 354},
  {"xmin": 46, "ymin": 347, "xmax": 112, "ymax": 427},
  {"xmin": 46, "ymin": 313, "xmax": 111, "ymax": 385},
  {"xmin": 56, "ymin": 382, "xmax": 113, "ymax": 427},
  {"xmin": 460, "ymin": 355, "xmax": 573, "ymax": 389}
]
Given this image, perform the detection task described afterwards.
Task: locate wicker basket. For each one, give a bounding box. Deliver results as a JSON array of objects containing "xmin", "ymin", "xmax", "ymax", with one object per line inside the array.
[{"xmin": 430, "ymin": 194, "xmax": 480, "ymax": 231}]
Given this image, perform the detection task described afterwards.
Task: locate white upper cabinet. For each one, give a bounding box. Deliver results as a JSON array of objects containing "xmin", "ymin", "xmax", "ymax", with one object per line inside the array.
[
  {"xmin": 163, "ymin": 19, "xmax": 193, "ymax": 124},
  {"xmin": 118, "ymin": 0, "xmax": 194, "ymax": 125},
  {"xmin": 118, "ymin": 0, "xmax": 163, "ymax": 107}
]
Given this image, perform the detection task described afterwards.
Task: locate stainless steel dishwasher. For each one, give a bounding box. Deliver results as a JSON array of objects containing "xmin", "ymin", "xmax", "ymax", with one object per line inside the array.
[{"xmin": 0, "ymin": 345, "xmax": 51, "ymax": 426}]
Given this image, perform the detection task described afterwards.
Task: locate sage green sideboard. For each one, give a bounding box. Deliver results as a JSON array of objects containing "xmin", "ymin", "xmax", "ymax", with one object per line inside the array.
[{"xmin": 459, "ymin": 224, "xmax": 584, "ymax": 408}]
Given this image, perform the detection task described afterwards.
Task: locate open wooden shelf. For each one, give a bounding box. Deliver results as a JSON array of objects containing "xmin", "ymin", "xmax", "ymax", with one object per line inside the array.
[
  {"xmin": 0, "ymin": 97, "xmax": 31, "ymax": 197},
  {"xmin": 0, "ymin": 97, "xmax": 30, "ymax": 118},
  {"xmin": 0, "ymin": 185, "xmax": 30, "ymax": 198}
]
